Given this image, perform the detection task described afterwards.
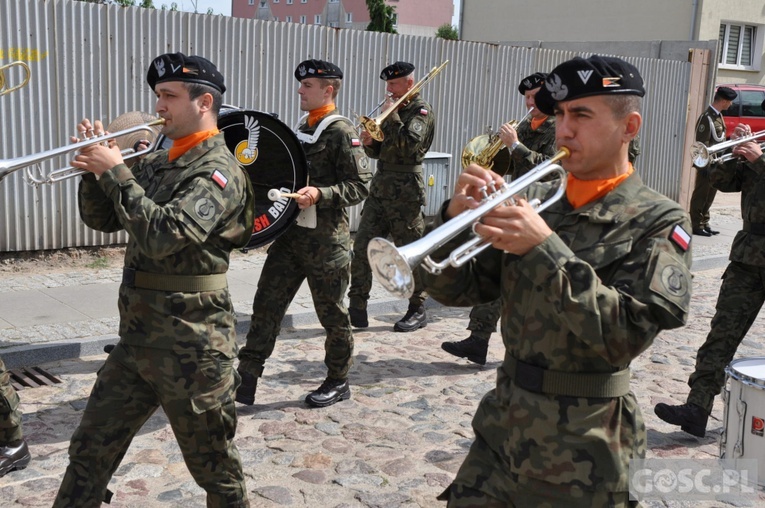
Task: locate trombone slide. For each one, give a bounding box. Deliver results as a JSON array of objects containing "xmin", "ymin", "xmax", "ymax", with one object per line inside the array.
[
  {"xmin": 0, "ymin": 61, "xmax": 31, "ymax": 96},
  {"xmin": 368, "ymin": 148, "xmax": 569, "ymax": 298}
]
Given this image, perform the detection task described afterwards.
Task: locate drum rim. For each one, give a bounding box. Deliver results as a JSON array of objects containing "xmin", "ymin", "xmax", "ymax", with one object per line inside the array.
[{"xmin": 726, "ymin": 357, "xmax": 765, "ymax": 387}]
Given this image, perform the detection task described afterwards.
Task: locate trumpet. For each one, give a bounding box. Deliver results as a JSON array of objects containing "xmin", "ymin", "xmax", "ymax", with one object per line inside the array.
[
  {"xmin": 0, "ymin": 61, "xmax": 31, "ymax": 96},
  {"xmin": 691, "ymin": 129, "xmax": 765, "ymax": 168},
  {"xmin": 0, "ymin": 117, "xmax": 165, "ymax": 186},
  {"xmin": 368, "ymin": 148, "xmax": 570, "ymax": 298},
  {"xmin": 461, "ymin": 108, "xmax": 535, "ymax": 172},
  {"xmin": 358, "ymin": 60, "xmax": 449, "ymax": 142}
]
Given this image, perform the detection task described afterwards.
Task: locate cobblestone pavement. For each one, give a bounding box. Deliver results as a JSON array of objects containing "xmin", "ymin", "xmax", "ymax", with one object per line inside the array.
[{"xmin": 1, "ymin": 265, "xmax": 765, "ymax": 507}]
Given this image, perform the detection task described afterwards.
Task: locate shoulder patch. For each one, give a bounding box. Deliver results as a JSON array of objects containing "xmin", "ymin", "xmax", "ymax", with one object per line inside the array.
[
  {"xmin": 351, "ymin": 138, "xmax": 361, "ymax": 147},
  {"xmin": 211, "ymin": 170, "xmax": 228, "ymax": 189},
  {"xmin": 669, "ymin": 225, "xmax": 691, "ymax": 252}
]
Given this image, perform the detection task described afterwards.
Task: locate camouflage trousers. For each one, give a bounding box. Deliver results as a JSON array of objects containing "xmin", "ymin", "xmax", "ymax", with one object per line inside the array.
[
  {"xmin": 688, "ymin": 261, "xmax": 765, "ymax": 413},
  {"xmin": 53, "ymin": 343, "xmax": 248, "ymax": 508},
  {"xmin": 239, "ymin": 238, "xmax": 354, "ymax": 381},
  {"xmin": 348, "ymin": 195, "xmax": 427, "ymax": 310},
  {"xmin": 437, "ymin": 431, "xmax": 639, "ymax": 507},
  {"xmin": 0, "ymin": 356, "xmax": 23, "ymax": 444},
  {"xmin": 467, "ymin": 299, "xmax": 501, "ymax": 341}
]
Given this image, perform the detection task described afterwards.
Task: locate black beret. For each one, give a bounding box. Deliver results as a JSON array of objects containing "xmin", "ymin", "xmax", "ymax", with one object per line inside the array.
[
  {"xmin": 715, "ymin": 86, "xmax": 737, "ymax": 101},
  {"xmin": 380, "ymin": 61, "xmax": 415, "ymax": 81},
  {"xmin": 294, "ymin": 59, "xmax": 343, "ymax": 81},
  {"xmin": 534, "ymin": 55, "xmax": 645, "ymax": 115},
  {"xmin": 518, "ymin": 72, "xmax": 548, "ymax": 95},
  {"xmin": 146, "ymin": 52, "xmax": 225, "ymax": 94}
]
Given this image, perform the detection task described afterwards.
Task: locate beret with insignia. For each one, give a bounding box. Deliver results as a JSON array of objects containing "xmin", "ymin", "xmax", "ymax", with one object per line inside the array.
[
  {"xmin": 380, "ymin": 61, "xmax": 415, "ymax": 81},
  {"xmin": 294, "ymin": 59, "xmax": 343, "ymax": 81},
  {"xmin": 146, "ymin": 52, "xmax": 226, "ymax": 94},
  {"xmin": 535, "ymin": 55, "xmax": 645, "ymax": 115},
  {"xmin": 715, "ymin": 86, "xmax": 737, "ymax": 101},
  {"xmin": 518, "ymin": 72, "xmax": 548, "ymax": 95}
]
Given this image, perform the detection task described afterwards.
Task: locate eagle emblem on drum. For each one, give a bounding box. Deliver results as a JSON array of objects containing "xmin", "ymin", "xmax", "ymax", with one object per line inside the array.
[{"xmin": 235, "ymin": 115, "xmax": 260, "ymax": 166}]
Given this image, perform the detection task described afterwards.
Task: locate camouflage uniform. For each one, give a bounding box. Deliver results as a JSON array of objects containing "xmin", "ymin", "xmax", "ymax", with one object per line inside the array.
[
  {"xmin": 424, "ymin": 173, "xmax": 692, "ymax": 505},
  {"xmin": 686, "ymin": 153, "xmax": 765, "ymax": 413},
  {"xmin": 468, "ymin": 116, "xmax": 557, "ymax": 341},
  {"xmin": 0, "ymin": 357, "xmax": 22, "ymax": 444},
  {"xmin": 689, "ymin": 106, "xmax": 726, "ymax": 230},
  {"xmin": 349, "ymin": 95, "xmax": 436, "ymax": 311},
  {"xmin": 54, "ymin": 134, "xmax": 253, "ymax": 508},
  {"xmin": 238, "ymin": 110, "xmax": 370, "ymax": 381}
]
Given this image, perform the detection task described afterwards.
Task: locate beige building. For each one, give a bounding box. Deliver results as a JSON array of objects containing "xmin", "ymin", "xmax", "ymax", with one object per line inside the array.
[{"xmin": 459, "ymin": 0, "xmax": 765, "ymax": 85}]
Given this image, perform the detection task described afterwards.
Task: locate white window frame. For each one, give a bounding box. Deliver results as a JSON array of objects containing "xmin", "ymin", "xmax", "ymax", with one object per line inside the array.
[
  {"xmin": 287, "ymin": 0, "xmax": 293, "ymax": 3},
  {"xmin": 248, "ymin": 0, "xmax": 255, "ymax": 5},
  {"xmin": 299, "ymin": 15, "xmax": 306, "ymax": 23},
  {"xmin": 301, "ymin": 0, "xmax": 307, "ymax": 3},
  {"xmin": 314, "ymin": 14, "xmax": 321, "ymax": 24},
  {"xmin": 346, "ymin": 12, "xmax": 352, "ymax": 23},
  {"xmin": 719, "ymin": 21, "xmax": 763, "ymax": 71},
  {"xmin": 286, "ymin": 15, "xmax": 293, "ymax": 22},
  {"xmin": 273, "ymin": 0, "xmax": 279, "ymax": 3},
  {"xmin": 329, "ymin": 0, "xmax": 339, "ymax": 3}
]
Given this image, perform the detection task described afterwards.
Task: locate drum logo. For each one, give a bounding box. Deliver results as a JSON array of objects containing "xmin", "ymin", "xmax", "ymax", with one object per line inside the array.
[
  {"xmin": 752, "ymin": 416, "xmax": 764, "ymax": 437},
  {"xmin": 235, "ymin": 115, "xmax": 260, "ymax": 166}
]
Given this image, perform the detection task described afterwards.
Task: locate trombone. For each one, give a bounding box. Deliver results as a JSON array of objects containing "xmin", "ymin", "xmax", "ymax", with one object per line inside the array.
[
  {"xmin": 0, "ymin": 61, "xmax": 31, "ymax": 96},
  {"xmin": 461, "ymin": 108, "xmax": 535, "ymax": 172},
  {"xmin": 368, "ymin": 148, "xmax": 570, "ymax": 298},
  {"xmin": 0, "ymin": 118, "xmax": 165, "ymax": 186},
  {"xmin": 691, "ymin": 129, "xmax": 765, "ymax": 168},
  {"xmin": 358, "ymin": 60, "xmax": 449, "ymax": 142}
]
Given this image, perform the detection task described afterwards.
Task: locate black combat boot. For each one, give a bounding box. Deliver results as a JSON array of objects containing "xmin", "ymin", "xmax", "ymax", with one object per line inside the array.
[
  {"xmin": 441, "ymin": 335, "xmax": 489, "ymax": 365},
  {"xmin": 0, "ymin": 439, "xmax": 31, "ymax": 477},
  {"xmin": 235, "ymin": 370, "xmax": 258, "ymax": 405},
  {"xmin": 305, "ymin": 378, "xmax": 351, "ymax": 408},
  {"xmin": 654, "ymin": 402, "xmax": 709, "ymax": 437},
  {"xmin": 393, "ymin": 304, "xmax": 427, "ymax": 332},
  {"xmin": 348, "ymin": 307, "xmax": 368, "ymax": 328}
]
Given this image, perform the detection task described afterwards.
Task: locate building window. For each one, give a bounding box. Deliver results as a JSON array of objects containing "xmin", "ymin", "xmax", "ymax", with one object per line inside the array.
[
  {"xmin": 286, "ymin": 15, "xmax": 293, "ymax": 22},
  {"xmin": 346, "ymin": 12, "xmax": 352, "ymax": 22},
  {"xmin": 287, "ymin": 0, "xmax": 292, "ymax": 3},
  {"xmin": 273, "ymin": 16, "xmax": 278, "ymax": 20},
  {"xmin": 260, "ymin": 0, "xmax": 266, "ymax": 6},
  {"xmin": 248, "ymin": 0, "xmax": 254, "ymax": 5},
  {"xmin": 392, "ymin": 13, "xmax": 398, "ymax": 27},
  {"xmin": 315, "ymin": 15, "xmax": 322, "ymax": 24},
  {"xmin": 273, "ymin": 0, "xmax": 279, "ymax": 3},
  {"xmin": 300, "ymin": 15, "xmax": 306, "ymax": 23},
  {"xmin": 329, "ymin": 0, "xmax": 338, "ymax": 2},
  {"xmin": 301, "ymin": 0, "xmax": 307, "ymax": 3},
  {"xmin": 719, "ymin": 22, "xmax": 761, "ymax": 70}
]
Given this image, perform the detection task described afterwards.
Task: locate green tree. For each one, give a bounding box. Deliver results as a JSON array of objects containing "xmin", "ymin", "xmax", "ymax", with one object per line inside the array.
[
  {"xmin": 435, "ymin": 24, "xmax": 458, "ymax": 40},
  {"xmin": 366, "ymin": 0, "xmax": 397, "ymax": 34}
]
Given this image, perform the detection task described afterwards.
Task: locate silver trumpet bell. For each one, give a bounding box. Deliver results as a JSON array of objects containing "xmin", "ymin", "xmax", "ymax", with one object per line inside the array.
[{"xmin": 368, "ymin": 148, "xmax": 570, "ymax": 298}]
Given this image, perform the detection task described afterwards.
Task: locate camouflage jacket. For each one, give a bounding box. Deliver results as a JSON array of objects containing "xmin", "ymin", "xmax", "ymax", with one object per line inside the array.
[
  {"xmin": 364, "ymin": 96, "xmax": 435, "ymax": 204},
  {"xmin": 695, "ymin": 105, "xmax": 726, "ymax": 147},
  {"xmin": 422, "ymin": 173, "xmax": 692, "ymax": 491},
  {"xmin": 509, "ymin": 116, "xmax": 556, "ymax": 180},
  {"xmin": 78, "ymin": 133, "xmax": 253, "ymax": 354},
  {"xmin": 710, "ymin": 154, "xmax": 765, "ymax": 267},
  {"xmin": 271, "ymin": 109, "xmax": 371, "ymax": 269}
]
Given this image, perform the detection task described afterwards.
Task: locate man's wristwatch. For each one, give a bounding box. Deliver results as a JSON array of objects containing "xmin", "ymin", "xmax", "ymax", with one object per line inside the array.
[{"xmin": 508, "ymin": 140, "xmax": 520, "ymax": 153}]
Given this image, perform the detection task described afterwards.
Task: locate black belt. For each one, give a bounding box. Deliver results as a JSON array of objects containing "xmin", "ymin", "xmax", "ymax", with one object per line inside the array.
[
  {"xmin": 379, "ymin": 162, "xmax": 422, "ymax": 173},
  {"xmin": 743, "ymin": 221, "xmax": 765, "ymax": 235},
  {"xmin": 122, "ymin": 268, "xmax": 228, "ymax": 292},
  {"xmin": 504, "ymin": 355, "xmax": 631, "ymax": 398}
]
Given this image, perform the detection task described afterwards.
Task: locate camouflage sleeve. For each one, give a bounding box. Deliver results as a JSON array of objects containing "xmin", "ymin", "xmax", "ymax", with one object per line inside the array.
[
  {"xmin": 380, "ymin": 107, "xmax": 434, "ymax": 157},
  {"xmin": 511, "ymin": 140, "xmax": 556, "ymax": 177},
  {"xmin": 94, "ymin": 162, "xmax": 244, "ymax": 258},
  {"xmin": 316, "ymin": 122, "xmax": 372, "ymax": 208},
  {"xmin": 519, "ymin": 210, "xmax": 692, "ymax": 366},
  {"xmin": 78, "ymin": 173, "xmax": 124, "ymax": 232},
  {"xmin": 709, "ymin": 158, "xmax": 746, "ymax": 192},
  {"xmin": 363, "ymin": 139, "xmax": 382, "ymax": 159}
]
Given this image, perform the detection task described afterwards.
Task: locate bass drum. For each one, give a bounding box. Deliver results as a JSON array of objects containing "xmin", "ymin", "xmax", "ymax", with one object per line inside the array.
[{"xmin": 156, "ymin": 107, "xmax": 308, "ymax": 249}]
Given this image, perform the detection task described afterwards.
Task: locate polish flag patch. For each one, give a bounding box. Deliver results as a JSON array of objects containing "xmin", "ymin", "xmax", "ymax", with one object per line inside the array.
[
  {"xmin": 211, "ymin": 170, "xmax": 228, "ymax": 189},
  {"xmin": 351, "ymin": 138, "xmax": 361, "ymax": 146},
  {"xmin": 670, "ymin": 225, "xmax": 690, "ymax": 251},
  {"xmin": 420, "ymin": 108, "xmax": 429, "ymax": 116}
]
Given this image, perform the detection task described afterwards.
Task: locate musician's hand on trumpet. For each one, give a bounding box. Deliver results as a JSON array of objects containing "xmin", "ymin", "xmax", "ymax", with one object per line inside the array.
[
  {"xmin": 69, "ymin": 118, "xmax": 124, "ymax": 177},
  {"xmin": 731, "ymin": 138, "xmax": 763, "ymax": 163},
  {"xmin": 497, "ymin": 121, "xmax": 519, "ymax": 148}
]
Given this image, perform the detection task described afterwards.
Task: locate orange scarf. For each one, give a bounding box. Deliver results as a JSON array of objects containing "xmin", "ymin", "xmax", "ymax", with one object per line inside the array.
[
  {"xmin": 566, "ymin": 164, "xmax": 634, "ymax": 209},
  {"xmin": 308, "ymin": 104, "xmax": 336, "ymax": 127},
  {"xmin": 530, "ymin": 116, "xmax": 548, "ymax": 131},
  {"xmin": 168, "ymin": 128, "xmax": 219, "ymax": 161}
]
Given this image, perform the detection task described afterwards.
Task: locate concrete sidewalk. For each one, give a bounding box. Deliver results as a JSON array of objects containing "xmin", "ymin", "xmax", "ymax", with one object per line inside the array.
[{"xmin": 0, "ymin": 195, "xmax": 743, "ymax": 369}]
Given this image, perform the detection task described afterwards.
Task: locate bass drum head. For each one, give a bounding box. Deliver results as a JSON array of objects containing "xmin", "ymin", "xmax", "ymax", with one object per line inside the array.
[{"xmin": 155, "ymin": 107, "xmax": 308, "ymax": 249}]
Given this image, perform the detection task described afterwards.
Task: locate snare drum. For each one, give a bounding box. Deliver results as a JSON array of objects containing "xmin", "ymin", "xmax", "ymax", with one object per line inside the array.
[{"xmin": 720, "ymin": 357, "xmax": 765, "ymax": 488}]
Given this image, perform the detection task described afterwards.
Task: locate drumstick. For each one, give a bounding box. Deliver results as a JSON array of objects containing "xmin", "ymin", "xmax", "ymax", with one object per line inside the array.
[{"xmin": 268, "ymin": 189, "xmax": 303, "ymax": 201}]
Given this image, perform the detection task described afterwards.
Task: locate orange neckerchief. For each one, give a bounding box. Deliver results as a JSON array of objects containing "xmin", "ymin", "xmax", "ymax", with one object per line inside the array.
[
  {"xmin": 566, "ymin": 163, "xmax": 634, "ymax": 209},
  {"xmin": 308, "ymin": 104, "xmax": 336, "ymax": 127},
  {"xmin": 168, "ymin": 128, "xmax": 219, "ymax": 161},
  {"xmin": 530, "ymin": 115, "xmax": 548, "ymax": 131}
]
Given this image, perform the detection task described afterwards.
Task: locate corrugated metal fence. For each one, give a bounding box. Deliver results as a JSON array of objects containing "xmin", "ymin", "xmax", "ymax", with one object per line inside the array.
[{"xmin": 0, "ymin": 0, "xmax": 693, "ymax": 252}]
